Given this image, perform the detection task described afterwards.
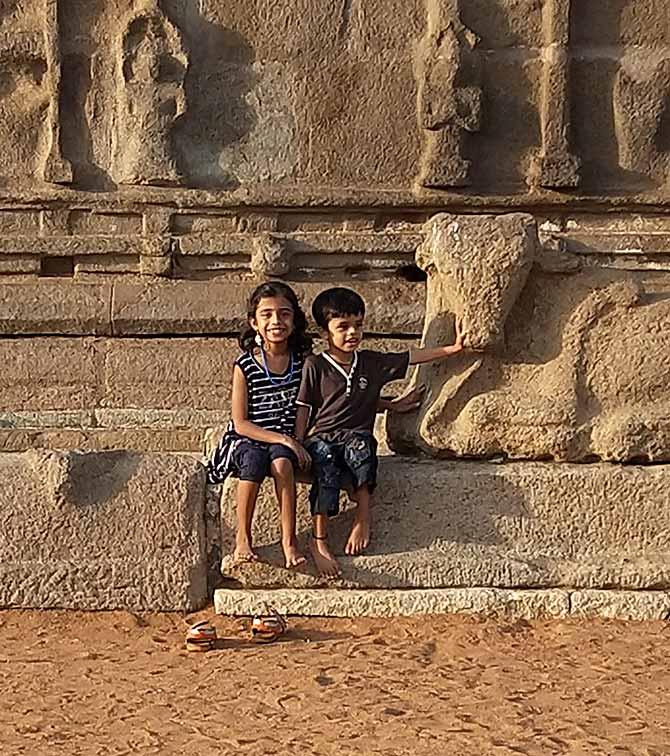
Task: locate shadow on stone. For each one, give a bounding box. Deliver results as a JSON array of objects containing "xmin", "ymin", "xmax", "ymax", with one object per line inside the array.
[
  {"xmin": 54, "ymin": 450, "xmax": 141, "ymax": 508},
  {"xmin": 165, "ymin": 0, "xmax": 258, "ymax": 189}
]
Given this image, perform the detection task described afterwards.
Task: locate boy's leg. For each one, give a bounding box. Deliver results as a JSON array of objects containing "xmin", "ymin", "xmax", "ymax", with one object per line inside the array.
[
  {"xmin": 343, "ymin": 432, "xmax": 378, "ymax": 555},
  {"xmin": 307, "ymin": 438, "xmax": 342, "ymax": 576},
  {"xmin": 345, "ymin": 485, "xmax": 372, "ymax": 555},
  {"xmin": 310, "ymin": 514, "xmax": 340, "ymax": 577},
  {"xmin": 269, "ymin": 450, "xmax": 306, "ymax": 568},
  {"xmin": 232, "ymin": 442, "xmax": 269, "ymax": 562}
]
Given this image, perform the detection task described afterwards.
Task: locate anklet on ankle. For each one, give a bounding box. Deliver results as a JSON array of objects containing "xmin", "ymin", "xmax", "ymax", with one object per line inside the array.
[{"xmin": 312, "ymin": 533, "xmax": 328, "ymax": 540}]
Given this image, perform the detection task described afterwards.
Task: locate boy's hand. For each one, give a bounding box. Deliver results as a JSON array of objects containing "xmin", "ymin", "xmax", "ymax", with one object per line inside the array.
[
  {"xmin": 445, "ymin": 316, "xmax": 465, "ymax": 355},
  {"xmin": 387, "ymin": 385, "xmax": 426, "ymax": 413},
  {"xmin": 408, "ymin": 317, "xmax": 469, "ymax": 366}
]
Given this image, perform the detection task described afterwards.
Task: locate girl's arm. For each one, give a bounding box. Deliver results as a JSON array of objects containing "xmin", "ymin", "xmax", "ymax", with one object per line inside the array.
[
  {"xmin": 231, "ymin": 365, "xmax": 311, "ymax": 468},
  {"xmin": 295, "ymin": 404, "xmax": 311, "ymax": 442}
]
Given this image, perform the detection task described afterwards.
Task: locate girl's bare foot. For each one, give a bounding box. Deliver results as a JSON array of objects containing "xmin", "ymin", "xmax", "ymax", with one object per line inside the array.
[
  {"xmin": 234, "ymin": 536, "xmax": 258, "ymax": 564},
  {"xmin": 309, "ymin": 536, "xmax": 341, "ymax": 577},
  {"xmin": 345, "ymin": 515, "xmax": 370, "ymax": 555},
  {"xmin": 282, "ymin": 540, "xmax": 306, "ymax": 569}
]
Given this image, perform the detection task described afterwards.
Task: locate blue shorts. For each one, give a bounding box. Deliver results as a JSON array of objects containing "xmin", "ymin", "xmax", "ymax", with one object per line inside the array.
[
  {"xmin": 232, "ymin": 439, "xmax": 297, "ymax": 483},
  {"xmin": 306, "ymin": 430, "xmax": 378, "ymax": 517}
]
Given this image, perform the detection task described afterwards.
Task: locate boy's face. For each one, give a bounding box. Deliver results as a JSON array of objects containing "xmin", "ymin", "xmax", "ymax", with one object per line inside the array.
[{"xmin": 325, "ymin": 313, "xmax": 364, "ymax": 353}]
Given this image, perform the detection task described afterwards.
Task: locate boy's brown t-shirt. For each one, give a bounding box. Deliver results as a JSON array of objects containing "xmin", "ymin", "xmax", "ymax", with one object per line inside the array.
[{"xmin": 296, "ymin": 349, "xmax": 409, "ymax": 436}]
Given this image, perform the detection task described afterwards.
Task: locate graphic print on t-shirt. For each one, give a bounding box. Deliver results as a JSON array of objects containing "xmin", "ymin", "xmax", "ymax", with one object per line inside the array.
[{"xmin": 237, "ymin": 351, "xmax": 303, "ymax": 435}]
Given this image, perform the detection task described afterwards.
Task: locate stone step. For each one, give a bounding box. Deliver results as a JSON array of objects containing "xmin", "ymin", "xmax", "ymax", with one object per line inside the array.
[
  {"xmin": 218, "ymin": 458, "xmax": 670, "ymax": 591},
  {"xmin": 214, "ymin": 587, "xmax": 670, "ymax": 621}
]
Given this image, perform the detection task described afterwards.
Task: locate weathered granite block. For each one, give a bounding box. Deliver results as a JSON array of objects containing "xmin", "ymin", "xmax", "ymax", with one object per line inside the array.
[
  {"xmin": 215, "ymin": 587, "xmax": 571, "ymax": 619},
  {"xmin": 0, "ymin": 450, "xmax": 208, "ymax": 610}
]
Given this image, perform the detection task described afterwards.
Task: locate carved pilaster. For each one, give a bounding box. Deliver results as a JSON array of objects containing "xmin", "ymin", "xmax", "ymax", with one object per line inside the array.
[
  {"xmin": 415, "ymin": 0, "xmax": 482, "ymax": 189},
  {"xmin": 43, "ymin": 0, "xmax": 72, "ymax": 184},
  {"xmin": 532, "ymin": 0, "xmax": 580, "ymax": 188}
]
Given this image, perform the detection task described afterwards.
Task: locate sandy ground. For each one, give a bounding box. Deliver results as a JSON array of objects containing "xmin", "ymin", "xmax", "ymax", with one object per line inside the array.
[{"xmin": 1, "ymin": 609, "xmax": 669, "ymax": 756}]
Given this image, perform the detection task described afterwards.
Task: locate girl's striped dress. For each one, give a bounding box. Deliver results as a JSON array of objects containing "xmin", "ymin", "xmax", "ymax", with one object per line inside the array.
[{"xmin": 206, "ymin": 350, "xmax": 303, "ymax": 484}]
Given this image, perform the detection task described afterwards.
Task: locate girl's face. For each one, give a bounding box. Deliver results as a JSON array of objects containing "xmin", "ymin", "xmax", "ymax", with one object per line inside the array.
[{"xmin": 251, "ymin": 296, "xmax": 295, "ymax": 347}]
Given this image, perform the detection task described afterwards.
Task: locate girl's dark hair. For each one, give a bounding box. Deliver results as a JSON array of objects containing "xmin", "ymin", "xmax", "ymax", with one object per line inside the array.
[{"xmin": 239, "ymin": 281, "xmax": 312, "ymax": 357}]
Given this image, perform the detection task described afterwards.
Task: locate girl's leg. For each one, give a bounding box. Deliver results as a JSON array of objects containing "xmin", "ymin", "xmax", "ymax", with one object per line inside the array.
[
  {"xmin": 270, "ymin": 458, "xmax": 306, "ymax": 568},
  {"xmin": 345, "ymin": 485, "xmax": 371, "ymax": 556},
  {"xmin": 310, "ymin": 513, "xmax": 341, "ymax": 577},
  {"xmin": 234, "ymin": 480, "xmax": 261, "ymax": 562}
]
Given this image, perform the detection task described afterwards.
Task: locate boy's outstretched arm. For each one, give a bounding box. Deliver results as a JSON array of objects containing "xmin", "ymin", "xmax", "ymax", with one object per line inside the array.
[{"xmin": 409, "ymin": 317, "xmax": 466, "ymax": 365}]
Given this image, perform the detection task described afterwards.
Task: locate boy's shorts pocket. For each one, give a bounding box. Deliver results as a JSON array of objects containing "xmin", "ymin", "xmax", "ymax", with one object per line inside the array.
[{"xmin": 343, "ymin": 431, "xmax": 378, "ymax": 492}]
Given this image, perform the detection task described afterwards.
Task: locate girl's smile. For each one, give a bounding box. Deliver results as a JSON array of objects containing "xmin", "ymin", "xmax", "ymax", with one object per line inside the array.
[{"xmin": 251, "ymin": 296, "xmax": 295, "ymax": 349}]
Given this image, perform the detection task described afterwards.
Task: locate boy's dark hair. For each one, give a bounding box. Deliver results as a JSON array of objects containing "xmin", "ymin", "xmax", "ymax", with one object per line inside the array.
[
  {"xmin": 239, "ymin": 281, "xmax": 312, "ymax": 357},
  {"xmin": 312, "ymin": 287, "xmax": 365, "ymax": 329}
]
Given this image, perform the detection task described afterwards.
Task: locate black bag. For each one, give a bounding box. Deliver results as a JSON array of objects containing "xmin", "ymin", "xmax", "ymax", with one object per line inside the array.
[{"xmin": 206, "ymin": 422, "xmax": 241, "ymax": 484}]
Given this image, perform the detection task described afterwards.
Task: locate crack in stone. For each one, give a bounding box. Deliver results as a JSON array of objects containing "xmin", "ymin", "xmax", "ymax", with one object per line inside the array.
[{"xmin": 339, "ymin": 0, "xmax": 354, "ymax": 39}]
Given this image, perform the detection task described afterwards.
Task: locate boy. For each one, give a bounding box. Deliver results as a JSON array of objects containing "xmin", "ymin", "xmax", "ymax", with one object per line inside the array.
[{"xmin": 295, "ymin": 287, "xmax": 465, "ymax": 576}]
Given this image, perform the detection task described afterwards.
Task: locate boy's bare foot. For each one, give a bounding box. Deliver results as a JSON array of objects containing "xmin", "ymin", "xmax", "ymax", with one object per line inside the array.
[
  {"xmin": 233, "ymin": 537, "xmax": 258, "ymax": 564},
  {"xmin": 282, "ymin": 540, "xmax": 306, "ymax": 569},
  {"xmin": 345, "ymin": 515, "xmax": 370, "ymax": 555},
  {"xmin": 309, "ymin": 536, "xmax": 341, "ymax": 577}
]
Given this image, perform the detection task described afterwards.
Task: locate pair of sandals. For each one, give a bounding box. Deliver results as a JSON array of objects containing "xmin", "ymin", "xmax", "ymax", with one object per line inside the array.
[{"xmin": 186, "ymin": 608, "xmax": 287, "ymax": 652}]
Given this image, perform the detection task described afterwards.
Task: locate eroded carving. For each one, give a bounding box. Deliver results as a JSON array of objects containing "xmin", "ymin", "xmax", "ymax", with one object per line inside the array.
[
  {"xmin": 415, "ymin": 0, "xmax": 482, "ymax": 188},
  {"xmin": 614, "ymin": 53, "xmax": 670, "ymax": 181},
  {"xmin": 417, "ymin": 213, "xmax": 537, "ymax": 349},
  {"xmin": 250, "ymin": 234, "xmax": 291, "ymax": 279},
  {"xmin": 532, "ymin": 0, "xmax": 580, "ymax": 188},
  {"xmin": 0, "ymin": 0, "xmax": 71, "ymax": 184},
  {"xmin": 389, "ymin": 213, "xmax": 670, "ymax": 464},
  {"xmin": 111, "ymin": 2, "xmax": 188, "ymax": 186}
]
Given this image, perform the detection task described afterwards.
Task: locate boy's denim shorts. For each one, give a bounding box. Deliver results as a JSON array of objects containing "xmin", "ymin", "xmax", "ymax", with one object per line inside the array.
[
  {"xmin": 232, "ymin": 439, "xmax": 297, "ymax": 483},
  {"xmin": 306, "ymin": 430, "xmax": 378, "ymax": 517}
]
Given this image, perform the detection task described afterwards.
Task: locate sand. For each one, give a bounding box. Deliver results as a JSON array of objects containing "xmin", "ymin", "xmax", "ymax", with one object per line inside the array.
[{"xmin": 1, "ymin": 609, "xmax": 668, "ymax": 755}]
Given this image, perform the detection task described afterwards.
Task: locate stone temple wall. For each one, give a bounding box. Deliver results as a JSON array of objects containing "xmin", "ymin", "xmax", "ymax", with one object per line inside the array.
[
  {"xmin": 2, "ymin": 0, "xmax": 670, "ymax": 614},
  {"xmin": 2, "ymin": 0, "xmax": 670, "ymax": 458}
]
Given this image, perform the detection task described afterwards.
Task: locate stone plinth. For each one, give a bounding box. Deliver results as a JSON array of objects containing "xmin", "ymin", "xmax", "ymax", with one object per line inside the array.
[
  {"xmin": 218, "ymin": 458, "xmax": 670, "ymax": 592},
  {"xmin": 0, "ymin": 450, "xmax": 208, "ymax": 611}
]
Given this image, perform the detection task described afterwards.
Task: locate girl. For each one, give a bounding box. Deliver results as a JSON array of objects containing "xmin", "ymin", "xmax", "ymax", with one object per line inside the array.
[{"xmin": 207, "ymin": 281, "xmax": 312, "ymax": 568}]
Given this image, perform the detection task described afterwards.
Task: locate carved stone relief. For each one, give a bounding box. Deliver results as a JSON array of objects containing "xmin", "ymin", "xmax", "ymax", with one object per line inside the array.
[
  {"xmin": 415, "ymin": 0, "xmax": 482, "ymax": 188},
  {"xmin": 388, "ymin": 213, "xmax": 670, "ymax": 464},
  {"xmin": 614, "ymin": 52, "xmax": 670, "ymax": 182},
  {"xmin": 111, "ymin": 1, "xmax": 189, "ymax": 186},
  {"xmin": 250, "ymin": 234, "xmax": 291, "ymax": 279},
  {"xmin": 0, "ymin": 0, "xmax": 71, "ymax": 184}
]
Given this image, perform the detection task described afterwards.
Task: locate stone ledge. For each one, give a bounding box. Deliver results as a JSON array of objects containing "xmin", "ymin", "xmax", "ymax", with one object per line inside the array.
[
  {"xmin": 112, "ymin": 279, "xmax": 422, "ymax": 336},
  {"xmin": 0, "ymin": 427, "xmax": 205, "ymax": 453},
  {"xmin": 214, "ymin": 588, "xmax": 670, "ymax": 621},
  {"xmin": 219, "ymin": 458, "xmax": 670, "ymax": 590}
]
